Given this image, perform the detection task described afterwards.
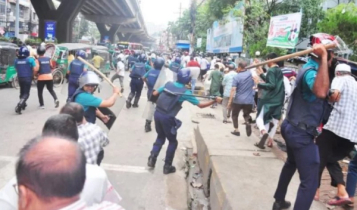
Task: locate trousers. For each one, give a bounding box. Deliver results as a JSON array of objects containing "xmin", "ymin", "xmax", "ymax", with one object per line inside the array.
[
  {"xmin": 231, "ymin": 103, "xmax": 252, "ymax": 129},
  {"xmin": 347, "ymin": 153, "xmax": 357, "ymax": 197},
  {"xmin": 19, "ymin": 77, "xmax": 32, "ymax": 101},
  {"xmin": 274, "ymin": 120, "xmax": 320, "ymax": 210},
  {"xmin": 150, "ymin": 111, "xmax": 179, "ymax": 166},
  {"xmin": 316, "ymin": 129, "xmax": 355, "ymax": 188},
  {"xmin": 68, "ymin": 78, "xmax": 79, "ymax": 99},
  {"xmin": 37, "ymin": 80, "xmax": 58, "ymax": 106},
  {"xmin": 128, "ymin": 78, "xmax": 144, "ymax": 102},
  {"xmin": 221, "ymin": 97, "xmax": 232, "ymax": 121},
  {"xmin": 257, "ymin": 106, "xmax": 279, "ymax": 138},
  {"xmin": 111, "ymin": 74, "xmax": 124, "ymax": 88}
]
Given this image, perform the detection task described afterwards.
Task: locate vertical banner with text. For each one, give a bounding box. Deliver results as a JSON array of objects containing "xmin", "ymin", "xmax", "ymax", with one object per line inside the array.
[
  {"xmin": 44, "ymin": 21, "xmax": 56, "ymax": 42},
  {"xmin": 267, "ymin": 13, "xmax": 302, "ymax": 49}
]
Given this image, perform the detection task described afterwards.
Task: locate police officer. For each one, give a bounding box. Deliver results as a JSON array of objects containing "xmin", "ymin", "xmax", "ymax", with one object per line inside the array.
[
  {"xmin": 169, "ymin": 57, "xmax": 182, "ymax": 74},
  {"xmin": 143, "ymin": 57, "xmax": 165, "ymax": 132},
  {"xmin": 71, "ymin": 71, "xmax": 120, "ymax": 124},
  {"xmin": 67, "ymin": 50, "xmax": 87, "ymax": 100},
  {"xmin": 126, "ymin": 54, "xmax": 147, "ymax": 109},
  {"xmin": 272, "ymin": 36, "xmax": 336, "ymax": 210},
  {"xmin": 15, "ymin": 46, "xmax": 39, "ymax": 114},
  {"xmin": 35, "ymin": 44, "xmax": 59, "ymax": 109},
  {"xmin": 147, "ymin": 68, "xmax": 222, "ymax": 174}
]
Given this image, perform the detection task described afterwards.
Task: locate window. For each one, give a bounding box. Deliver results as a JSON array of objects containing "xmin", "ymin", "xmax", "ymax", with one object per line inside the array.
[
  {"xmin": 33, "ymin": 12, "xmax": 36, "ymax": 20},
  {"xmin": 0, "ymin": 3, "xmax": 5, "ymax": 14}
]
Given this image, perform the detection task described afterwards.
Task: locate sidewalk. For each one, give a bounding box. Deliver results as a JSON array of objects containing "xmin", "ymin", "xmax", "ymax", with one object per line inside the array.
[{"xmin": 189, "ymin": 102, "xmax": 327, "ymax": 210}]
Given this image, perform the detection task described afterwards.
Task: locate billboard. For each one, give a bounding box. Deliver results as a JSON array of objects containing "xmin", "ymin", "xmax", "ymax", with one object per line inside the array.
[
  {"xmin": 44, "ymin": 21, "xmax": 56, "ymax": 42},
  {"xmin": 267, "ymin": 12, "xmax": 302, "ymax": 49},
  {"xmin": 206, "ymin": 2, "xmax": 244, "ymax": 53}
]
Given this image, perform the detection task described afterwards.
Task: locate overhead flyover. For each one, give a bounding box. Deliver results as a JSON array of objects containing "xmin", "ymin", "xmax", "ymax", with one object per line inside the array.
[{"xmin": 31, "ymin": 0, "xmax": 155, "ymax": 43}]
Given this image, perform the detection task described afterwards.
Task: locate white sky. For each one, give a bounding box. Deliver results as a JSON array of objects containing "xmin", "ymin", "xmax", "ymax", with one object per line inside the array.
[{"xmin": 140, "ymin": 0, "xmax": 191, "ymax": 26}]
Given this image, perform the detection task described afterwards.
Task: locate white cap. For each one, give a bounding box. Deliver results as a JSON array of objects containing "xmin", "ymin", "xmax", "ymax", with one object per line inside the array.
[
  {"xmin": 255, "ymin": 51, "xmax": 261, "ymax": 56},
  {"xmin": 335, "ymin": 63, "xmax": 351, "ymax": 73}
]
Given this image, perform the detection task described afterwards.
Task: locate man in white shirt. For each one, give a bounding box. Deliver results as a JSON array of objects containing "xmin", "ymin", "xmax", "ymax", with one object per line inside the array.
[
  {"xmin": 111, "ymin": 57, "xmax": 125, "ymax": 93},
  {"xmin": 199, "ymin": 57, "xmax": 209, "ymax": 81},
  {"xmin": 315, "ymin": 63, "xmax": 357, "ymax": 205}
]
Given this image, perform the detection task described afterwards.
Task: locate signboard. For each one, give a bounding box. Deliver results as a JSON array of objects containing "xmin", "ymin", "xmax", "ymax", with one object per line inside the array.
[
  {"xmin": 197, "ymin": 38, "xmax": 202, "ymax": 48},
  {"xmin": 206, "ymin": 29, "xmax": 213, "ymax": 53},
  {"xmin": 45, "ymin": 21, "xmax": 56, "ymax": 42},
  {"xmin": 267, "ymin": 12, "xmax": 302, "ymax": 49},
  {"xmin": 207, "ymin": 2, "xmax": 244, "ymax": 53},
  {"xmin": 103, "ymin": 36, "xmax": 109, "ymax": 42}
]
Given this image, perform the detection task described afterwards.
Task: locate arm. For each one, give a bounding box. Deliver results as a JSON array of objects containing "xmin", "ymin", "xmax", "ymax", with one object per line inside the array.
[
  {"xmin": 257, "ymin": 69, "xmax": 276, "ymax": 90},
  {"xmin": 328, "ymin": 77, "xmax": 343, "ymax": 102},
  {"xmin": 99, "ymin": 129, "xmax": 109, "ymax": 147},
  {"xmin": 31, "ymin": 58, "xmax": 39, "ymax": 72},
  {"xmin": 312, "ymin": 44, "xmax": 330, "ymax": 98},
  {"xmin": 99, "ymin": 87, "xmax": 120, "ymax": 107}
]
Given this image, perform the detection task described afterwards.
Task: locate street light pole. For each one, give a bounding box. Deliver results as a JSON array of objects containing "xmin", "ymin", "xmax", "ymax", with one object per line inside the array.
[{"xmin": 15, "ymin": 0, "xmax": 19, "ymax": 37}]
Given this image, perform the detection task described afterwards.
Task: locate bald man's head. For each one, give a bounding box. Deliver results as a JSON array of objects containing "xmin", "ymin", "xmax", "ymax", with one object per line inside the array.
[{"xmin": 16, "ymin": 137, "xmax": 86, "ymax": 202}]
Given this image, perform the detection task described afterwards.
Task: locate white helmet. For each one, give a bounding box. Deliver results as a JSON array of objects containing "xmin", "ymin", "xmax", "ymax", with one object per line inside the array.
[{"xmin": 78, "ymin": 71, "xmax": 100, "ymax": 88}]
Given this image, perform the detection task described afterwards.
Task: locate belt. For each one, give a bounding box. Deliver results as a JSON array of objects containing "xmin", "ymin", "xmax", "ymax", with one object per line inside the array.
[{"xmin": 286, "ymin": 119, "xmax": 319, "ymax": 137}]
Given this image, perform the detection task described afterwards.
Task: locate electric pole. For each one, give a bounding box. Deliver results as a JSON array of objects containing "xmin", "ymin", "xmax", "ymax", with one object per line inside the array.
[
  {"xmin": 189, "ymin": 0, "xmax": 197, "ymax": 55},
  {"xmin": 15, "ymin": 0, "xmax": 19, "ymax": 38}
]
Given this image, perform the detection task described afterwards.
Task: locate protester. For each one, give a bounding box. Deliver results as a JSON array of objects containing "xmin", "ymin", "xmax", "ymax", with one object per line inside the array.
[
  {"xmin": 228, "ymin": 62, "xmax": 254, "ymax": 136},
  {"xmin": 187, "ymin": 56, "xmax": 200, "ymax": 68},
  {"xmin": 272, "ymin": 42, "xmax": 335, "ymax": 210},
  {"xmin": 111, "ymin": 57, "xmax": 125, "ymax": 93},
  {"xmin": 254, "ymin": 53, "xmax": 285, "ymax": 149},
  {"xmin": 208, "ymin": 64, "xmax": 223, "ymax": 108},
  {"xmin": 315, "ymin": 63, "xmax": 357, "ymax": 206},
  {"xmin": 221, "ymin": 64, "xmax": 237, "ymax": 123},
  {"xmin": 92, "ymin": 52, "xmax": 104, "ymax": 70},
  {"xmin": 60, "ymin": 102, "xmax": 109, "ymax": 165},
  {"xmin": 199, "ymin": 56, "xmax": 209, "ymax": 81}
]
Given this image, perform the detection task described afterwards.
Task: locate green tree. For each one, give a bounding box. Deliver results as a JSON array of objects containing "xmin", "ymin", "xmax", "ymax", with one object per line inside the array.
[
  {"xmin": 78, "ymin": 18, "xmax": 89, "ymax": 40},
  {"xmin": 318, "ymin": 3, "xmax": 357, "ymax": 61}
]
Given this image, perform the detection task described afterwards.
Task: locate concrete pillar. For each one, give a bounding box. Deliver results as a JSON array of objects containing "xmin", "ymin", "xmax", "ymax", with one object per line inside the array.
[
  {"xmin": 31, "ymin": 0, "xmax": 87, "ymax": 43},
  {"xmin": 97, "ymin": 23, "xmax": 120, "ymax": 43}
]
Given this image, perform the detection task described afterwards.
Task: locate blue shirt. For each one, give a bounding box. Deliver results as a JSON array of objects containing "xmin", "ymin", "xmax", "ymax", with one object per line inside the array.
[
  {"xmin": 157, "ymin": 82, "xmax": 200, "ymax": 105},
  {"xmin": 222, "ymin": 71, "xmax": 237, "ymax": 97},
  {"xmin": 232, "ymin": 70, "xmax": 254, "ymax": 105},
  {"xmin": 302, "ymin": 58, "xmax": 319, "ymax": 102},
  {"xmin": 75, "ymin": 92, "xmax": 103, "ymax": 111}
]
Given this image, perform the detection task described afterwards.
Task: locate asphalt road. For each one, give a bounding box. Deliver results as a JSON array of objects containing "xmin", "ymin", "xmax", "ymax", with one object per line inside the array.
[{"xmin": 0, "ymin": 71, "xmax": 188, "ymax": 210}]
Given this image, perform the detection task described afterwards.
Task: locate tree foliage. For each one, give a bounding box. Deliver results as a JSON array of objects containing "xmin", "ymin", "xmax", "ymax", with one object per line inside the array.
[{"xmin": 318, "ymin": 3, "xmax": 357, "ymax": 61}]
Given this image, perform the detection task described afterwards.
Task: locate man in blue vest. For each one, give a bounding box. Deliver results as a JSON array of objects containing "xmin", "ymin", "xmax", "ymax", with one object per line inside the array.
[
  {"xmin": 67, "ymin": 50, "xmax": 87, "ymax": 101},
  {"xmin": 71, "ymin": 71, "xmax": 120, "ymax": 124},
  {"xmin": 143, "ymin": 57, "xmax": 165, "ymax": 132},
  {"xmin": 15, "ymin": 46, "xmax": 39, "ymax": 114},
  {"xmin": 272, "ymin": 37, "xmax": 336, "ymax": 210},
  {"xmin": 147, "ymin": 68, "xmax": 222, "ymax": 174},
  {"xmin": 126, "ymin": 54, "xmax": 147, "ymax": 109}
]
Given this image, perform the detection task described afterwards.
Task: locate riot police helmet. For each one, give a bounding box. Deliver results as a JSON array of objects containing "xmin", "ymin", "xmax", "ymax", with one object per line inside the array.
[
  {"xmin": 78, "ymin": 71, "xmax": 100, "ymax": 89},
  {"xmin": 174, "ymin": 57, "xmax": 181, "ymax": 64},
  {"xmin": 177, "ymin": 68, "xmax": 192, "ymax": 84},
  {"xmin": 139, "ymin": 53, "xmax": 147, "ymax": 63},
  {"xmin": 76, "ymin": 50, "xmax": 86, "ymax": 59},
  {"xmin": 37, "ymin": 45, "xmax": 46, "ymax": 56},
  {"xmin": 153, "ymin": 57, "xmax": 165, "ymax": 70},
  {"xmin": 18, "ymin": 46, "xmax": 30, "ymax": 58}
]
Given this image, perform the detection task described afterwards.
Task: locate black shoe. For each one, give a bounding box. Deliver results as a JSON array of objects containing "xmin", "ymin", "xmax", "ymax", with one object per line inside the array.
[
  {"xmin": 133, "ymin": 104, "xmax": 139, "ymax": 108},
  {"xmin": 126, "ymin": 100, "xmax": 132, "ymax": 109},
  {"xmin": 121, "ymin": 88, "xmax": 124, "ymax": 93},
  {"xmin": 55, "ymin": 100, "xmax": 59, "ymax": 108},
  {"xmin": 163, "ymin": 165, "xmax": 176, "ymax": 174},
  {"xmin": 272, "ymin": 200, "xmax": 291, "ymax": 210},
  {"xmin": 147, "ymin": 155, "xmax": 157, "ymax": 168},
  {"xmin": 15, "ymin": 104, "xmax": 22, "ymax": 114},
  {"xmin": 145, "ymin": 121, "xmax": 152, "ymax": 133},
  {"xmin": 255, "ymin": 133, "xmax": 269, "ymax": 149},
  {"xmin": 246, "ymin": 124, "xmax": 252, "ymax": 137},
  {"xmin": 21, "ymin": 103, "xmax": 27, "ymax": 110}
]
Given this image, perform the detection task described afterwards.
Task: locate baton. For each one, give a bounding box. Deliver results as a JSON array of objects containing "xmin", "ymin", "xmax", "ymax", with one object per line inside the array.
[{"xmin": 164, "ymin": 89, "xmax": 217, "ymax": 100}]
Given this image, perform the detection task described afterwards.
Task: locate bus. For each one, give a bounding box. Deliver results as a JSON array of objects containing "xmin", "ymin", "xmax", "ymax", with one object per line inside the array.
[{"xmin": 117, "ymin": 42, "xmax": 143, "ymax": 54}]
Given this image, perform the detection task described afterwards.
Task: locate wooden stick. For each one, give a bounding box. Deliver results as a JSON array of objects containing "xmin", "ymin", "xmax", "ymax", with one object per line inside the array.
[
  {"xmin": 78, "ymin": 57, "xmax": 122, "ymax": 97},
  {"xmin": 245, "ymin": 43, "xmax": 337, "ymax": 70}
]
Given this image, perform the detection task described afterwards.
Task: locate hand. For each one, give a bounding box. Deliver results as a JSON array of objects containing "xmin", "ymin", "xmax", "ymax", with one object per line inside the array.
[
  {"xmin": 113, "ymin": 87, "xmax": 120, "ymax": 95},
  {"xmin": 313, "ymin": 44, "xmax": 327, "ymax": 57},
  {"xmin": 253, "ymin": 58, "xmax": 260, "ymax": 65},
  {"xmin": 215, "ymin": 97, "xmax": 223, "ymax": 104},
  {"xmin": 329, "ymin": 90, "xmax": 341, "ymax": 102},
  {"xmin": 255, "ymin": 67, "xmax": 264, "ymax": 76},
  {"xmin": 101, "ymin": 115, "xmax": 110, "ymax": 123},
  {"xmin": 289, "ymin": 76, "xmax": 296, "ymax": 81},
  {"xmin": 227, "ymin": 102, "xmax": 232, "ymax": 109}
]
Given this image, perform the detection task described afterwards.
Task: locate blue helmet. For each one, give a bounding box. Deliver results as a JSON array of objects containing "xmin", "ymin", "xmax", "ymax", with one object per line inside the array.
[
  {"xmin": 174, "ymin": 57, "xmax": 181, "ymax": 64},
  {"xmin": 138, "ymin": 54, "xmax": 147, "ymax": 63},
  {"xmin": 153, "ymin": 57, "xmax": 165, "ymax": 70},
  {"xmin": 18, "ymin": 46, "xmax": 30, "ymax": 58},
  {"xmin": 76, "ymin": 50, "xmax": 86, "ymax": 59},
  {"xmin": 177, "ymin": 68, "xmax": 191, "ymax": 84}
]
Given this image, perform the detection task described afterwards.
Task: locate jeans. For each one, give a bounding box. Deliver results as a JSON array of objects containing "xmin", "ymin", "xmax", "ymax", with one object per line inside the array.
[
  {"xmin": 37, "ymin": 80, "xmax": 58, "ymax": 106},
  {"xmin": 191, "ymin": 78, "xmax": 197, "ymax": 93},
  {"xmin": 346, "ymin": 153, "xmax": 357, "ymax": 197},
  {"xmin": 231, "ymin": 103, "xmax": 252, "ymax": 129},
  {"xmin": 274, "ymin": 120, "xmax": 320, "ymax": 210}
]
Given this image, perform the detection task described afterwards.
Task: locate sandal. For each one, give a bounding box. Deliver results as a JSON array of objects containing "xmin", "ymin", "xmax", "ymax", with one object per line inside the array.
[
  {"xmin": 328, "ymin": 196, "xmax": 352, "ymax": 206},
  {"xmin": 231, "ymin": 131, "xmax": 240, "ymax": 136}
]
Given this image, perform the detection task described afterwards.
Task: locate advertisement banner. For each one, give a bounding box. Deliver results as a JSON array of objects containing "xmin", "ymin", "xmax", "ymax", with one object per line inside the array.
[
  {"xmin": 44, "ymin": 21, "xmax": 56, "ymax": 42},
  {"xmin": 210, "ymin": 2, "xmax": 244, "ymax": 53},
  {"xmin": 197, "ymin": 38, "xmax": 202, "ymax": 48},
  {"xmin": 206, "ymin": 28, "xmax": 213, "ymax": 53},
  {"xmin": 267, "ymin": 12, "xmax": 302, "ymax": 49}
]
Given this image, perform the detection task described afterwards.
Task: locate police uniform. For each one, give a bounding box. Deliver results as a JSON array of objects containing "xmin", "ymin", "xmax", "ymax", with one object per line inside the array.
[
  {"xmin": 148, "ymin": 80, "xmax": 200, "ymax": 174},
  {"xmin": 126, "ymin": 60, "xmax": 146, "ymax": 108},
  {"xmin": 68, "ymin": 59, "xmax": 85, "ymax": 99},
  {"xmin": 71, "ymin": 89, "xmax": 97, "ymax": 123},
  {"xmin": 15, "ymin": 56, "xmax": 36, "ymax": 113},
  {"xmin": 37, "ymin": 56, "xmax": 58, "ymax": 107}
]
